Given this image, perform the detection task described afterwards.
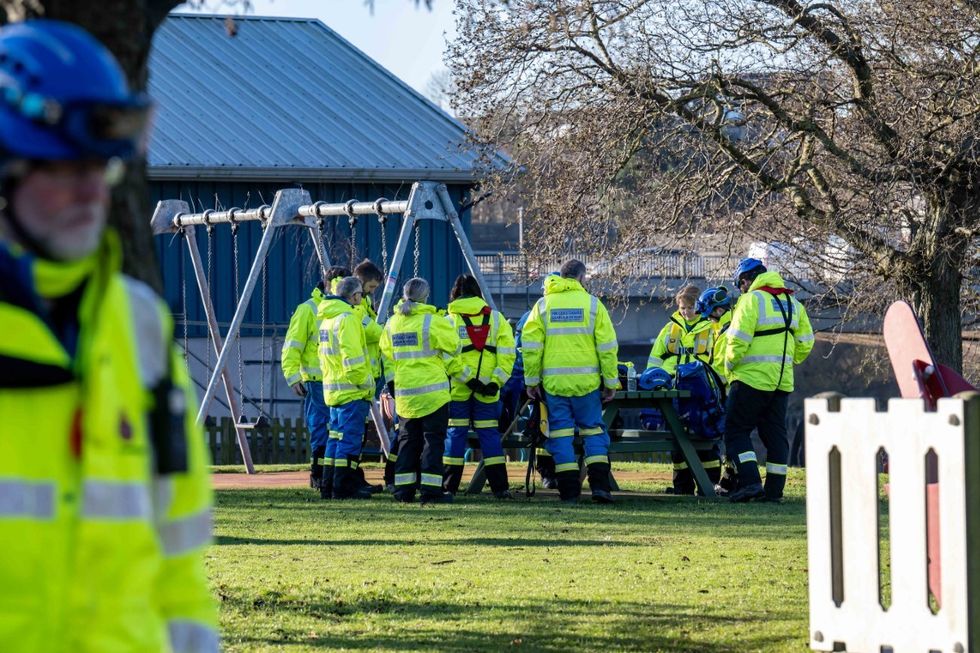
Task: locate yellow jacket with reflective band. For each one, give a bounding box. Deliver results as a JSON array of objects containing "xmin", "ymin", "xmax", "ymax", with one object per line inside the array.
[
  {"xmin": 317, "ymin": 296, "xmax": 374, "ymax": 405},
  {"xmin": 709, "ymin": 311, "xmax": 733, "ymax": 382},
  {"xmin": 725, "ymin": 271, "xmax": 815, "ymax": 392},
  {"xmin": 380, "ymin": 301, "xmax": 468, "ymax": 418},
  {"xmin": 0, "ymin": 235, "xmax": 217, "ymax": 653},
  {"xmin": 280, "ymin": 286, "xmax": 324, "ymax": 385},
  {"xmin": 645, "ymin": 311, "xmax": 714, "ymax": 376},
  {"xmin": 521, "ymin": 276, "xmax": 620, "ymax": 397},
  {"xmin": 354, "ymin": 295, "xmax": 383, "ymax": 379},
  {"xmin": 446, "ymin": 296, "xmax": 516, "ymax": 403}
]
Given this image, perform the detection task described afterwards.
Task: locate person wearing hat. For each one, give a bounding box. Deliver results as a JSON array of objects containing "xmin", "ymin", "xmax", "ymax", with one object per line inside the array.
[
  {"xmin": 0, "ymin": 20, "xmax": 217, "ymax": 651},
  {"xmin": 724, "ymin": 258, "xmax": 814, "ymax": 502}
]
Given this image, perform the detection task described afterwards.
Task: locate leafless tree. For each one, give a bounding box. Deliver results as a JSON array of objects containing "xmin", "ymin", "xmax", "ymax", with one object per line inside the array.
[{"xmin": 449, "ymin": 0, "xmax": 980, "ymax": 373}]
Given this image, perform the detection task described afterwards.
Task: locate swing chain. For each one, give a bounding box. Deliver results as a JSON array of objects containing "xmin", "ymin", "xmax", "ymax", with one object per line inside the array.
[
  {"xmin": 374, "ymin": 198, "xmax": 389, "ymax": 276},
  {"xmin": 179, "ymin": 227, "xmax": 188, "ymax": 363},
  {"xmin": 259, "ymin": 264, "xmax": 268, "ymax": 416},
  {"xmin": 232, "ymin": 221, "xmax": 244, "ymax": 412},
  {"xmin": 413, "ymin": 220, "xmax": 421, "ymax": 278},
  {"xmin": 205, "ymin": 224, "xmax": 214, "ymax": 375},
  {"xmin": 345, "ymin": 199, "xmax": 358, "ymax": 266}
]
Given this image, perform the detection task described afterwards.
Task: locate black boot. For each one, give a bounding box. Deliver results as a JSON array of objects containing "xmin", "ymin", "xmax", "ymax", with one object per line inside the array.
[
  {"xmin": 334, "ymin": 461, "xmax": 372, "ymax": 500},
  {"xmin": 556, "ymin": 469, "xmax": 581, "ymax": 503},
  {"xmin": 355, "ymin": 464, "xmax": 384, "ymax": 494},
  {"xmin": 319, "ymin": 463, "xmax": 334, "ymax": 500},
  {"xmin": 587, "ymin": 462, "xmax": 614, "ymax": 504},
  {"xmin": 443, "ymin": 464, "xmax": 464, "ymax": 495},
  {"xmin": 310, "ymin": 446, "xmax": 325, "ymax": 489},
  {"xmin": 536, "ymin": 449, "xmax": 557, "ymax": 489},
  {"xmin": 763, "ymin": 472, "xmax": 787, "ymax": 503},
  {"xmin": 485, "ymin": 464, "xmax": 512, "ymax": 499}
]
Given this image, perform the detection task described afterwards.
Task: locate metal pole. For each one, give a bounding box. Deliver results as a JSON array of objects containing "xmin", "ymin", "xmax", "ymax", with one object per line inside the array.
[
  {"xmin": 369, "ymin": 403, "xmax": 391, "ymax": 456},
  {"xmin": 436, "ymin": 183, "xmax": 498, "ymax": 312},
  {"xmin": 184, "ymin": 226, "xmax": 255, "ymax": 473},
  {"xmin": 196, "ymin": 189, "xmax": 310, "ymax": 422}
]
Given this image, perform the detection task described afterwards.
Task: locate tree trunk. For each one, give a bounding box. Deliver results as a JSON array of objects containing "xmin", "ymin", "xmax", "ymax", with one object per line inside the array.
[{"xmin": 3, "ymin": 0, "xmax": 184, "ymax": 291}]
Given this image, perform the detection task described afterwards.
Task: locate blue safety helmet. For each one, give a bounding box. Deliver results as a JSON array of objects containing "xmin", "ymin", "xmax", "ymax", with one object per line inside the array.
[
  {"xmin": 0, "ymin": 20, "xmax": 150, "ymax": 164},
  {"xmin": 638, "ymin": 367, "xmax": 673, "ymax": 391},
  {"xmin": 732, "ymin": 257, "xmax": 766, "ymax": 286},
  {"xmin": 695, "ymin": 286, "xmax": 733, "ymax": 318}
]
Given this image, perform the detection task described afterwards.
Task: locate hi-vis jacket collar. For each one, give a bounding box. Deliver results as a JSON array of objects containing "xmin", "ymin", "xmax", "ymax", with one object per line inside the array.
[{"xmin": 544, "ymin": 276, "xmax": 584, "ymax": 295}]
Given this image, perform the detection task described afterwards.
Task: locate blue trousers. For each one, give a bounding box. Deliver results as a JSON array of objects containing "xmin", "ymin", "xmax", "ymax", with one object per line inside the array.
[
  {"xmin": 544, "ymin": 390, "xmax": 610, "ymax": 472},
  {"xmin": 305, "ymin": 381, "xmax": 330, "ymax": 461},
  {"xmin": 327, "ymin": 400, "xmax": 371, "ymax": 465},
  {"xmin": 445, "ymin": 398, "xmax": 505, "ymax": 466}
]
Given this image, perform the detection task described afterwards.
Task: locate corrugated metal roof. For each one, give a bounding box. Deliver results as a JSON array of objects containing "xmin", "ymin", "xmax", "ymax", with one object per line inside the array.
[{"xmin": 147, "ymin": 14, "xmax": 496, "ymax": 182}]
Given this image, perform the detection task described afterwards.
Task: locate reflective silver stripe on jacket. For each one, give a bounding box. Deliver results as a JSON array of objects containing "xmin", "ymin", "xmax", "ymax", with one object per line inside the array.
[
  {"xmin": 159, "ymin": 509, "xmax": 213, "ymax": 557},
  {"xmin": 729, "ymin": 329, "xmax": 753, "ymax": 343},
  {"xmin": 393, "ymin": 349, "xmax": 434, "ymax": 360},
  {"xmin": 544, "ymin": 365, "xmax": 599, "ymax": 376},
  {"xmin": 522, "ymin": 341, "xmax": 543, "ymax": 350},
  {"xmin": 325, "ymin": 381, "xmax": 373, "ymax": 391},
  {"xmin": 422, "ymin": 313, "xmax": 433, "ymax": 351},
  {"xmin": 168, "ymin": 620, "xmax": 220, "ymax": 653},
  {"xmin": 285, "ymin": 373, "xmax": 302, "ymax": 385},
  {"xmin": 797, "ymin": 333, "xmax": 815, "ymax": 342},
  {"xmin": 546, "ymin": 326, "xmax": 592, "ymax": 336},
  {"xmin": 398, "ymin": 381, "xmax": 450, "ymax": 396},
  {"xmin": 301, "ymin": 366, "xmax": 321, "ymax": 377},
  {"xmin": 740, "ymin": 355, "xmax": 792, "ymax": 365},
  {"xmin": 0, "ymin": 480, "xmax": 55, "ymax": 519},
  {"xmin": 496, "ymin": 346, "xmax": 516, "ymax": 355},
  {"xmin": 344, "ymin": 356, "xmax": 365, "ymax": 367},
  {"xmin": 284, "ymin": 339, "xmax": 304, "ymax": 350},
  {"xmin": 81, "ymin": 481, "xmax": 151, "ymax": 519},
  {"xmin": 597, "ymin": 341, "xmax": 616, "ymax": 352}
]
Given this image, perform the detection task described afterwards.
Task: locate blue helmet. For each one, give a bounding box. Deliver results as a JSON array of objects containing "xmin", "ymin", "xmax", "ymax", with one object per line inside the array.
[
  {"xmin": 638, "ymin": 367, "xmax": 673, "ymax": 391},
  {"xmin": 0, "ymin": 20, "xmax": 150, "ymax": 163},
  {"xmin": 732, "ymin": 257, "xmax": 766, "ymax": 286},
  {"xmin": 695, "ymin": 286, "xmax": 733, "ymax": 318}
]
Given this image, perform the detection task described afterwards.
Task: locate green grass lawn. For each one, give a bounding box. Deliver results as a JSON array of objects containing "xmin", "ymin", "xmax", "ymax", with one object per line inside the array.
[{"xmin": 209, "ymin": 463, "xmax": 811, "ymax": 652}]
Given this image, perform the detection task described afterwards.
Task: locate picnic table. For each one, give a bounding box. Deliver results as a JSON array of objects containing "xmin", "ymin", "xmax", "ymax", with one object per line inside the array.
[{"xmin": 465, "ymin": 389, "xmax": 720, "ymax": 497}]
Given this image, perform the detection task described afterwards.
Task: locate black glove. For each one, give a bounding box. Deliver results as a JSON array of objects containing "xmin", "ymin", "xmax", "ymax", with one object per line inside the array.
[
  {"xmin": 466, "ymin": 379, "xmax": 485, "ymax": 393},
  {"xmin": 386, "ymin": 381, "xmax": 395, "ymax": 396},
  {"xmin": 479, "ymin": 382, "xmax": 499, "ymax": 396}
]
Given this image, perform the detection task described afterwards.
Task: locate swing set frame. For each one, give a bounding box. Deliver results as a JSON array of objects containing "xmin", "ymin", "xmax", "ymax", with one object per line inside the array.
[{"xmin": 151, "ymin": 181, "xmax": 495, "ymax": 473}]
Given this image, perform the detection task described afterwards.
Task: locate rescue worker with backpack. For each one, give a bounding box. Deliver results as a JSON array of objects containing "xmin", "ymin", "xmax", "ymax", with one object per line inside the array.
[
  {"xmin": 350, "ymin": 259, "xmax": 386, "ymax": 494},
  {"xmin": 318, "ymin": 276, "xmax": 376, "ymax": 500},
  {"xmin": 381, "ymin": 278, "xmax": 470, "ymax": 503},
  {"xmin": 646, "ymin": 285, "xmax": 723, "ymax": 495},
  {"xmin": 443, "ymin": 274, "xmax": 516, "ymax": 498},
  {"xmin": 724, "ymin": 258, "xmax": 815, "ymax": 502},
  {"xmin": 0, "ymin": 20, "xmax": 217, "ymax": 650},
  {"xmin": 282, "ymin": 265, "xmax": 349, "ymax": 491},
  {"xmin": 698, "ymin": 285, "xmax": 738, "ymax": 494},
  {"xmin": 522, "ymin": 260, "xmax": 621, "ymax": 503}
]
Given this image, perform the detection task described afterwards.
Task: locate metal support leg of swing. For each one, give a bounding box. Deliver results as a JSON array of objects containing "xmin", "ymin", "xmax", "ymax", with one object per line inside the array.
[
  {"xmin": 182, "ymin": 225, "xmax": 256, "ymax": 474},
  {"xmin": 196, "ymin": 189, "xmax": 310, "ymax": 423}
]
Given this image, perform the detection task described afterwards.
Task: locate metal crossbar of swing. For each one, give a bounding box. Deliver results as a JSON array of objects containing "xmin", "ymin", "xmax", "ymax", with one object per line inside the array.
[{"xmin": 151, "ymin": 181, "xmax": 494, "ymax": 473}]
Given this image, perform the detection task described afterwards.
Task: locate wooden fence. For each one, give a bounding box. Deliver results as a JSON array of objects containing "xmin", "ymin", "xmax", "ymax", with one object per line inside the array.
[{"xmin": 205, "ymin": 417, "xmax": 310, "ymax": 465}]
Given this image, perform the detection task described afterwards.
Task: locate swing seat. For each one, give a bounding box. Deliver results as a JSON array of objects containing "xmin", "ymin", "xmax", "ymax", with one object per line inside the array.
[{"xmin": 236, "ymin": 415, "xmax": 270, "ymax": 430}]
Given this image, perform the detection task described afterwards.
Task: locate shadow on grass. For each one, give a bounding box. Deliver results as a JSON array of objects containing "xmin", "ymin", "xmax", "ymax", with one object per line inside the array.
[
  {"xmin": 215, "ymin": 489, "xmax": 806, "ymax": 544},
  {"xmin": 220, "ymin": 593, "xmax": 795, "ymax": 652}
]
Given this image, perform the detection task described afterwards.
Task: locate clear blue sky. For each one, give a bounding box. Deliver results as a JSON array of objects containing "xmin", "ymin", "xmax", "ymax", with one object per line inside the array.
[{"xmin": 174, "ymin": 0, "xmax": 457, "ymax": 95}]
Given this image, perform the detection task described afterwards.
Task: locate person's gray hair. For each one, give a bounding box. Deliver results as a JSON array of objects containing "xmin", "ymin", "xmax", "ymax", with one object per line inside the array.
[
  {"xmin": 398, "ymin": 277, "xmax": 430, "ymax": 315},
  {"xmin": 336, "ymin": 276, "xmax": 362, "ymax": 301}
]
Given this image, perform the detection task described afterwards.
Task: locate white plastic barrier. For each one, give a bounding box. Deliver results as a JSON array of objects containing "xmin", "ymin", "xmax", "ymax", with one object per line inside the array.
[{"xmin": 805, "ymin": 395, "xmax": 980, "ymax": 653}]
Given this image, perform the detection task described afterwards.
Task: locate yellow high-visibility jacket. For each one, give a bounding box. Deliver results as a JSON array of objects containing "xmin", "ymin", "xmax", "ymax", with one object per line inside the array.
[
  {"xmin": 725, "ymin": 271, "xmax": 815, "ymax": 392},
  {"xmin": 645, "ymin": 311, "xmax": 714, "ymax": 376},
  {"xmin": 318, "ymin": 296, "xmax": 374, "ymax": 405},
  {"xmin": 0, "ymin": 234, "xmax": 217, "ymax": 652},
  {"xmin": 380, "ymin": 301, "xmax": 469, "ymax": 418},
  {"xmin": 281, "ymin": 287, "xmax": 325, "ymax": 386},
  {"xmin": 354, "ymin": 295, "xmax": 383, "ymax": 380},
  {"xmin": 709, "ymin": 311, "xmax": 733, "ymax": 382},
  {"xmin": 446, "ymin": 296, "xmax": 516, "ymax": 403},
  {"xmin": 521, "ymin": 276, "xmax": 620, "ymax": 397}
]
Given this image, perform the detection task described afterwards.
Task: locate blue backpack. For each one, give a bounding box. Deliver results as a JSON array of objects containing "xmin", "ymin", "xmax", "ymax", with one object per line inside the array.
[
  {"xmin": 638, "ymin": 368, "xmax": 673, "ymax": 431},
  {"xmin": 674, "ymin": 361, "xmax": 726, "ymax": 439}
]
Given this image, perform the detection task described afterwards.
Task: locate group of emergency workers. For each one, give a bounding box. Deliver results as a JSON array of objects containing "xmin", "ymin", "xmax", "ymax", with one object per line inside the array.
[
  {"xmin": 644, "ymin": 258, "xmax": 815, "ymax": 502},
  {"xmin": 283, "ymin": 251, "xmax": 815, "ymax": 506}
]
